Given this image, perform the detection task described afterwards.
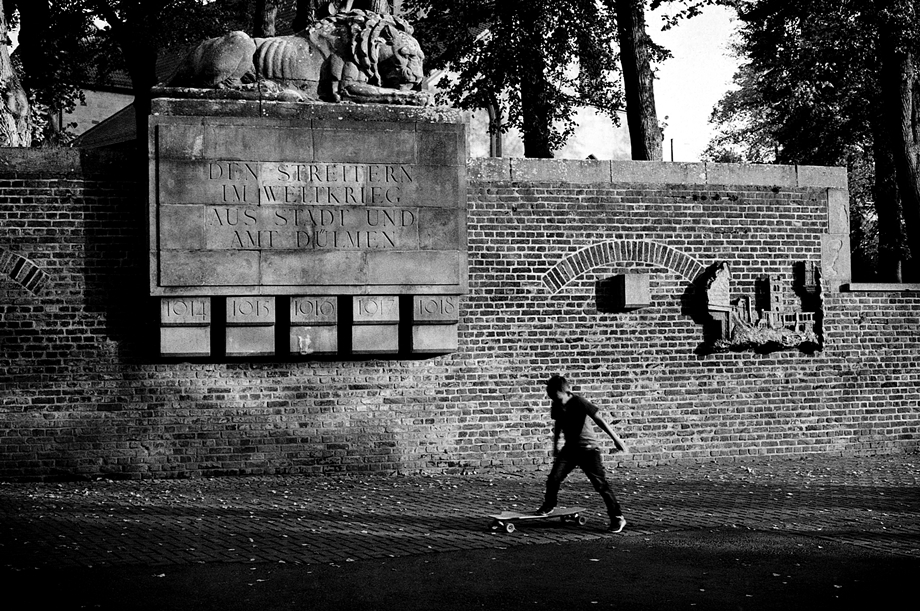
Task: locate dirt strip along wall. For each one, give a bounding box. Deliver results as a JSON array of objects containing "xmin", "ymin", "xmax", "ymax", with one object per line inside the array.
[{"xmin": 0, "ymin": 150, "xmax": 917, "ymax": 480}]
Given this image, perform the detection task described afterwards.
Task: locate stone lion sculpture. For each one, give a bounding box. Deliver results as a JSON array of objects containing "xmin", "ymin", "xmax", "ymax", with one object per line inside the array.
[{"xmin": 164, "ymin": 9, "xmax": 431, "ymax": 106}]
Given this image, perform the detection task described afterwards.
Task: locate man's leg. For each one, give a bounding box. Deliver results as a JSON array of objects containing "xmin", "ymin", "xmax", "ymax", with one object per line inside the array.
[
  {"xmin": 579, "ymin": 448, "xmax": 625, "ymax": 530},
  {"xmin": 538, "ymin": 448, "xmax": 577, "ymax": 513}
]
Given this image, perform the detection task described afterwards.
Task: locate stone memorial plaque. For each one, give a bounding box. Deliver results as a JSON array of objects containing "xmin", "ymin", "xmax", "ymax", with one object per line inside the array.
[
  {"xmin": 226, "ymin": 296, "xmax": 276, "ymax": 356},
  {"xmin": 290, "ymin": 296, "xmax": 338, "ymax": 355},
  {"xmin": 149, "ymin": 101, "xmax": 468, "ymax": 358},
  {"xmin": 149, "ymin": 103, "xmax": 468, "ymax": 297},
  {"xmin": 160, "ymin": 297, "xmax": 211, "ymax": 357},
  {"xmin": 411, "ymin": 295, "xmax": 460, "ymax": 354}
]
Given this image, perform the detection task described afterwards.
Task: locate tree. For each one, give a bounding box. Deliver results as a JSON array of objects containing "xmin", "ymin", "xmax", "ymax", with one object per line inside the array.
[
  {"xmin": 8, "ymin": 1, "xmax": 251, "ymax": 145},
  {"xmin": 0, "ymin": 0, "xmax": 30, "ymax": 146},
  {"xmin": 9, "ymin": 0, "xmax": 103, "ymax": 144},
  {"xmin": 877, "ymin": 1, "xmax": 920, "ymax": 281},
  {"xmin": 85, "ymin": 1, "xmax": 249, "ymax": 123},
  {"xmin": 700, "ymin": 0, "xmax": 919, "ymax": 280},
  {"xmin": 404, "ymin": 0, "xmax": 626, "ymax": 158},
  {"xmin": 613, "ymin": 0, "xmax": 662, "ymax": 160},
  {"xmin": 253, "ymin": 0, "xmax": 279, "ymax": 37},
  {"xmin": 293, "ymin": 1, "xmax": 392, "ymax": 30}
]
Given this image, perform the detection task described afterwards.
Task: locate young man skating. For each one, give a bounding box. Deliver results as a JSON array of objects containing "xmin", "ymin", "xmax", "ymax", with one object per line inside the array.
[{"xmin": 536, "ymin": 374, "xmax": 629, "ymax": 533}]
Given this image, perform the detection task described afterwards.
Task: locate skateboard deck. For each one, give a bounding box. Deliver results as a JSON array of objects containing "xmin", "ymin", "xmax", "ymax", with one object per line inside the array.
[{"xmin": 488, "ymin": 506, "xmax": 588, "ymax": 533}]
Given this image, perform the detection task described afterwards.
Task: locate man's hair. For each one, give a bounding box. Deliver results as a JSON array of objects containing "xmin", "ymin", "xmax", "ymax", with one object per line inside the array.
[{"xmin": 546, "ymin": 374, "xmax": 570, "ymax": 395}]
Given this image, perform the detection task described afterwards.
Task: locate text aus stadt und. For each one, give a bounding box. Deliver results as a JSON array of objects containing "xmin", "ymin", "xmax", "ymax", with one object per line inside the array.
[
  {"xmin": 207, "ymin": 161, "xmax": 413, "ymax": 206},
  {"xmin": 203, "ymin": 161, "xmax": 420, "ymax": 250}
]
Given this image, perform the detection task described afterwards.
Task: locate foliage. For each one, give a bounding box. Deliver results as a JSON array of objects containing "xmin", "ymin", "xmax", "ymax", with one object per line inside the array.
[
  {"xmin": 9, "ymin": 0, "xmax": 251, "ymax": 145},
  {"xmin": 698, "ymin": 0, "xmax": 920, "ymax": 279},
  {"xmin": 403, "ymin": 0, "xmax": 628, "ymax": 156}
]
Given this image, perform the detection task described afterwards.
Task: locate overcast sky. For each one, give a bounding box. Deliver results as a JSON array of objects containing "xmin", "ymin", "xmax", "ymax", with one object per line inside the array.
[{"xmin": 652, "ymin": 4, "xmax": 739, "ymax": 161}]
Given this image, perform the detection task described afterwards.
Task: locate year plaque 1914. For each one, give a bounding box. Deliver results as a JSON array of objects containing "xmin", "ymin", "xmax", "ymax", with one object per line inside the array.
[{"xmin": 148, "ymin": 100, "xmax": 468, "ymax": 358}]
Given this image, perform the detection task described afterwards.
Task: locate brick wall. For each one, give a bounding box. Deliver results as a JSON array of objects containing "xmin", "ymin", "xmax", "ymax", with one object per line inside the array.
[{"xmin": 1, "ymin": 149, "xmax": 917, "ymax": 480}]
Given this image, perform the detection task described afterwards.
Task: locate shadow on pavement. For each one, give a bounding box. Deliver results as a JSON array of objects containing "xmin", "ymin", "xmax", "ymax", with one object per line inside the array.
[{"xmin": 6, "ymin": 528, "xmax": 917, "ymax": 611}]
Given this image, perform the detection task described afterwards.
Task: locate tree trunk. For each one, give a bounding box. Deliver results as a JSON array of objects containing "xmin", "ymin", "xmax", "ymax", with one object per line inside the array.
[
  {"xmin": 614, "ymin": 0, "xmax": 661, "ymax": 161},
  {"xmin": 253, "ymin": 0, "xmax": 278, "ymax": 38},
  {"xmin": 0, "ymin": 0, "xmax": 30, "ymax": 146},
  {"xmin": 486, "ymin": 99, "xmax": 503, "ymax": 158},
  {"xmin": 517, "ymin": 7, "xmax": 553, "ymax": 158},
  {"xmin": 293, "ymin": 0, "xmax": 317, "ymax": 31},
  {"xmin": 9, "ymin": 0, "xmax": 50, "ymax": 93},
  {"xmin": 870, "ymin": 114, "xmax": 904, "ymax": 281},
  {"xmin": 89, "ymin": 1, "xmax": 158, "ymax": 150},
  {"xmin": 881, "ymin": 43, "xmax": 920, "ymax": 280}
]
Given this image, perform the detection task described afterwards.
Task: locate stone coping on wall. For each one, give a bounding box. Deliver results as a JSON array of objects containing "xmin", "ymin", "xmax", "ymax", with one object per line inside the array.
[
  {"xmin": 845, "ymin": 283, "xmax": 920, "ymax": 292},
  {"xmin": 0, "ymin": 148, "xmax": 133, "ymax": 177},
  {"xmin": 468, "ymin": 157, "xmax": 847, "ymax": 189},
  {"xmin": 468, "ymin": 157, "xmax": 853, "ymax": 293},
  {"xmin": 1, "ymin": 149, "xmax": 847, "ymax": 190},
  {"xmin": 150, "ymin": 97, "xmax": 467, "ymax": 124}
]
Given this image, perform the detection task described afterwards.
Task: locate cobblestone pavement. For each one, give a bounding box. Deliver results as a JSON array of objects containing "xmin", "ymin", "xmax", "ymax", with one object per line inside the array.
[{"xmin": 1, "ymin": 453, "xmax": 918, "ymax": 571}]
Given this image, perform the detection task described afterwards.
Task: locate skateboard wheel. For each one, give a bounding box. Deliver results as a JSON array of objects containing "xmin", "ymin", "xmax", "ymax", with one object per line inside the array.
[
  {"xmin": 577, "ymin": 516, "xmax": 588, "ymax": 526},
  {"xmin": 505, "ymin": 522, "xmax": 516, "ymax": 533}
]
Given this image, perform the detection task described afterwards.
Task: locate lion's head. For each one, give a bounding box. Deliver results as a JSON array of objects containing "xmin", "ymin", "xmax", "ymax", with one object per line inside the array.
[{"xmin": 327, "ymin": 10, "xmax": 426, "ymax": 91}]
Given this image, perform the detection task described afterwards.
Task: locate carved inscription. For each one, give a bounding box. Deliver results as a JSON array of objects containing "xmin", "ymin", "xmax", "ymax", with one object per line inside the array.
[
  {"xmin": 208, "ymin": 161, "xmax": 413, "ymax": 205},
  {"xmin": 205, "ymin": 205, "xmax": 418, "ymax": 250},
  {"xmin": 161, "ymin": 297, "xmax": 211, "ymax": 325},
  {"xmin": 227, "ymin": 296, "xmax": 275, "ymax": 324},
  {"xmin": 413, "ymin": 295, "xmax": 459, "ymax": 322},
  {"xmin": 291, "ymin": 296, "xmax": 337, "ymax": 324},
  {"xmin": 353, "ymin": 296, "xmax": 399, "ymax": 323}
]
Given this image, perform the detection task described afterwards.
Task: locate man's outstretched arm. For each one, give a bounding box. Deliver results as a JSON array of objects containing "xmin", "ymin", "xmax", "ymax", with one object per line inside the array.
[{"xmin": 591, "ymin": 413, "xmax": 628, "ymax": 453}]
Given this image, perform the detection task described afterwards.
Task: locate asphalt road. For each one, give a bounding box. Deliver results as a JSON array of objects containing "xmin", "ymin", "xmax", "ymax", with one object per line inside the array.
[{"xmin": 7, "ymin": 527, "xmax": 916, "ymax": 611}]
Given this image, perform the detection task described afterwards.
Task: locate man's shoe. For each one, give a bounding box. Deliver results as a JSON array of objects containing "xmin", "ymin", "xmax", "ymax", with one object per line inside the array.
[
  {"xmin": 533, "ymin": 507, "xmax": 553, "ymax": 516},
  {"xmin": 608, "ymin": 516, "xmax": 626, "ymax": 533}
]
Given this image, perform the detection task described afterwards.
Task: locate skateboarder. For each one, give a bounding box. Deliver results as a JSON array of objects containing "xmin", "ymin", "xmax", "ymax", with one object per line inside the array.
[{"xmin": 536, "ymin": 374, "xmax": 629, "ymax": 533}]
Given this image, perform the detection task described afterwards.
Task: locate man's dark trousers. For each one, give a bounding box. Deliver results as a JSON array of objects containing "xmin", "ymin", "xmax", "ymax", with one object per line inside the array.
[{"xmin": 542, "ymin": 446, "xmax": 622, "ymax": 518}]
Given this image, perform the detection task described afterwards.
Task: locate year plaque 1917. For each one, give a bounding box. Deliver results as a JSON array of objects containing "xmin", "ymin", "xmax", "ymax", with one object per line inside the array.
[{"xmin": 148, "ymin": 100, "xmax": 468, "ymax": 358}]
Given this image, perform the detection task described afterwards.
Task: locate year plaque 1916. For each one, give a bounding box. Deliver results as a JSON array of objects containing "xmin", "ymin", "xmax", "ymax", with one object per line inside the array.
[{"xmin": 149, "ymin": 101, "xmax": 468, "ymax": 358}]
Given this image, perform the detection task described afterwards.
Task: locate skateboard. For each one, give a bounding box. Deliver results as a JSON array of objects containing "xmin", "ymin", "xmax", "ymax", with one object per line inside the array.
[{"xmin": 487, "ymin": 506, "xmax": 588, "ymax": 533}]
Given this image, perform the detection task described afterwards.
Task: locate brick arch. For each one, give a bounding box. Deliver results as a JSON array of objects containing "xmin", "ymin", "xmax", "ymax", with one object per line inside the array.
[
  {"xmin": 541, "ymin": 240, "xmax": 705, "ymax": 294},
  {"xmin": 0, "ymin": 248, "xmax": 50, "ymax": 295}
]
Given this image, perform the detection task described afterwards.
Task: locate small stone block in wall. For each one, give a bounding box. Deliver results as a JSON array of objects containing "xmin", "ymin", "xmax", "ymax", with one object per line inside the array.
[
  {"xmin": 226, "ymin": 326, "xmax": 274, "ymax": 356},
  {"xmin": 353, "ymin": 324, "xmax": 399, "ymax": 354},
  {"xmin": 412, "ymin": 324, "xmax": 458, "ymax": 354},
  {"xmin": 290, "ymin": 325, "xmax": 338, "ymax": 355},
  {"xmin": 822, "ymin": 234, "xmax": 852, "ymax": 291},
  {"xmin": 597, "ymin": 274, "xmax": 650, "ymax": 312},
  {"xmin": 160, "ymin": 326, "xmax": 211, "ymax": 357}
]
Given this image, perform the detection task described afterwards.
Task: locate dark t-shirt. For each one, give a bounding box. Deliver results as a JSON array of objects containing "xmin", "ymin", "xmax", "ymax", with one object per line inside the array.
[{"xmin": 551, "ymin": 394, "xmax": 599, "ymax": 448}]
